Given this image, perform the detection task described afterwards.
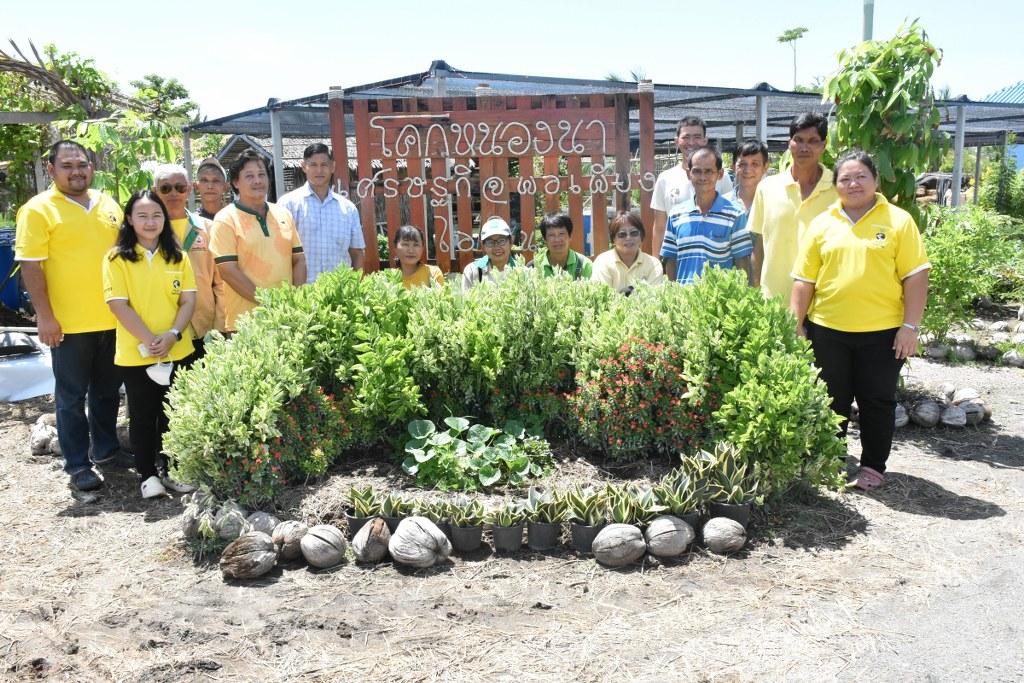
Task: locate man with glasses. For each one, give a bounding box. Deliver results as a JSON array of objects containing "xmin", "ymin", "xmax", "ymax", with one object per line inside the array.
[
  {"xmin": 193, "ymin": 157, "xmax": 228, "ymax": 221},
  {"xmin": 748, "ymin": 113, "xmax": 836, "ymax": 301},
  {"xmin": 15, "ymin": 140, "xmax": 124, "ymax": 492},
  {"xmin": 462, "ymin": 217, "xmax": 517, "ymax": 290},
  {"xmin": 660, "ymin": 146, "xmax": 751, "ymax": 285},
  {"xmin": 153, "ymin": 164, "xmax": 224, "ymax": 360},
  {"xmin": 279, "ymin": 143, "xmax": 365, "ymax": 283},
  {"xmin": 651, "ymin": 116, "xmax": 733, "ymax": 253}
]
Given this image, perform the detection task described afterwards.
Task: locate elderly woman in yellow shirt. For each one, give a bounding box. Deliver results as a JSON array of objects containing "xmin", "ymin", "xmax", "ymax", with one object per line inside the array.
[
  {"xmin": 790, "ymin": 150, "xmax": 930, "ymax": 492},
  {"xmin": 590, "ymin": 212, "xmax": 664, "ymax": 294}
]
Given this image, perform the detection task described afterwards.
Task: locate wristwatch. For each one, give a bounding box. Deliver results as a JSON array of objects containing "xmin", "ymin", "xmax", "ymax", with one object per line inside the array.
[
  {"xmin": 169, "ymin": 327, "xmax": 182, "ymax": 341},
  {"xmin": 901, "ymin": 322, "xmax": 919, "ymax": 332}
]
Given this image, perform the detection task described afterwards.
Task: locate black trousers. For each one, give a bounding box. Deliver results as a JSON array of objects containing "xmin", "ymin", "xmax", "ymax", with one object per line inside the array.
[
  {"xmin": 120, "ymin": 364, "xmax": 174, "ymax": 480},
  {"xmin": 806, "ymin": 321, "xmax": 904, "ymax": 473},
  {"xmin": 176, "ymin": 338, "xmax": 205, "ymax": 372}
]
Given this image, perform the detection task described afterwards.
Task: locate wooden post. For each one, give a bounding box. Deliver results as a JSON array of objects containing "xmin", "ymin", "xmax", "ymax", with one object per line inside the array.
[
  {"xmin": 613, "ymin": 93, "xmax": 631, "ymax": 213},
  {"xmin": 327, "ymin": 89, "xmax": 350, "ymax": 196},
  {"xmin": 638, "ymin": 90, "xmax": 655, "ymax": 255},
  {"xmin": 352, "ymin": 99, "xmax": 380, "ymax": 272},
  {"xmin": 269, "ymin": 101, "xmax": 286, "ymax": 201},
  {"xmin": 951, "ymin": 105, "xmax": 965, "ymax": 208}
]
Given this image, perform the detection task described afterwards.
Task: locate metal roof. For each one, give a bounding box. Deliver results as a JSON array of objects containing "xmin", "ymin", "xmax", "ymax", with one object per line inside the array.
[
  {"xmin": 984, "ymin": 81, "xmax": 1024, "ymax": 105},
  {"xmin": 188, "ymin": 60, "xmax": 1024, "ymax": 150}
]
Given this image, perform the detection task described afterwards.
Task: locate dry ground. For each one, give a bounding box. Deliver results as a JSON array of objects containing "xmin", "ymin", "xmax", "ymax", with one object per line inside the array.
[{"xmin": 1, "ymin": 358, "xmax": 1022, "ymax": 682}]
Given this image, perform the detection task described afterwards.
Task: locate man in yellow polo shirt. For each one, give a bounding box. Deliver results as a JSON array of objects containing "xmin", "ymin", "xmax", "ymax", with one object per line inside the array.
[
  {"xmin": 210, "ymin": 150, "xmax": 305, "ymax": 332},
  {"xmin": 748, "ymin": 113, "xmax": 837, "ymax": 301},
  {"xmin": 153, "ymin": 163, "xmax": 224, "ymax": 361},
  {"xmin": 15, "ymin": 140, "xmax": 124, "ymax": 492}
]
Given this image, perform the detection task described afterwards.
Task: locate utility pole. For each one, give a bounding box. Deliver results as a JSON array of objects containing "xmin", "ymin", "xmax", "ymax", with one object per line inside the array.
[{"xmin": 863, "ymin": 0, "xmax": 875, "ymax": 41}]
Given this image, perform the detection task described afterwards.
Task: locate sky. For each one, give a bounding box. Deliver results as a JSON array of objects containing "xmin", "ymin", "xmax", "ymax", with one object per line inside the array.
[{"xmin": 6, "ymin": 0, "xmax": 1023, "ymax": 121}]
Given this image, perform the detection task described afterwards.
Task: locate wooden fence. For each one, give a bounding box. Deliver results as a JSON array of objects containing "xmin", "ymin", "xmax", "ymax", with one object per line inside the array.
[{"xmin": 328, "ymin": 92, "xmax": 655, "ymax": 272}]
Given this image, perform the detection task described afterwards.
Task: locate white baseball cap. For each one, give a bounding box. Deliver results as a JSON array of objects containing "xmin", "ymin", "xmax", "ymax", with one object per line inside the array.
[{"xmin": 480, "ymin": 216, "xmax": 512, "ymax": 242}]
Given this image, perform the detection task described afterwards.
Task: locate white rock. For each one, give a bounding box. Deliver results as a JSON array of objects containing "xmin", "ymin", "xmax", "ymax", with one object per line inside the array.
[
  {"xmin": 970, "ymin": 319, "xmax": 988, "ymax": 331},
  {"xmin": 989, "ymin": 320, "xmax": 1010, "ymax": 332},
  {"xmin": 990, "ymin": 332, "xmax": 1010, "ymax": 344},
  {"xmin": 924, "ymin": 344, "xmax": 949, "ymax": 360},
  {"xmin": 951, "ymin": 345, "xmax": 976, "ymax": 362},
  {"xmin": 940, "ymin": 405, "xmax": 967, "ymax": 428},
  {"xmin": 910, "ymin": 400, "xmax": 942, "ymax": 427},
  {"xmin": 939, "ymin": 383, "xmax": 956, "ymax": 402},
  {"xmin": 952, "ymin": 387, "xmax": 981, "ymax": 405},
  {"xmin": 950, "ymin": 333, "xmax": 974, "ymax": 346},
  {"xmin": 1002, "ymin": 349, "xmax": 1024, "ymax": 368},
  {"xmin": 1012, "ymin": 333, "xmax": 1024, "ymax": 345},
  {"xmin": 245, "ymin": 511, "xmax": 281, "ymax": 536},
  {"xmin": 1018, "ymin": 304, "xmax": 1024, "ymax": 321},
  {"xmin": 960, "ymin": 402, "xmax": 985, "ymax": 426},
  {"xmin": 894, "ymin": 403, "xmax": 909, "ymax": 428}
]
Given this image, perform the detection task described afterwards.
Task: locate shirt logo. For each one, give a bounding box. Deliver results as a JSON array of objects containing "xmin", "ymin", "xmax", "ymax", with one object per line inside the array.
[
  {"xmin": 875, "ymin": 232, "xmax": 886, "ymax": 241},
  {"xmin": 170, "ymin": 278, "xmax": 182, "ymax": 294}
]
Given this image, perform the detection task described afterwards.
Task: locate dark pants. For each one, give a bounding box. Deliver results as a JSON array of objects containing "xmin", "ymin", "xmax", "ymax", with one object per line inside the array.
[
  {"xmin": 176, "ymin": 338, "xmax": 205, "ymax": 372},
  {"xmin": 806, "ymin": 321, "xmax": 904, "ymax": 473},
  {"xmin": 120, "ymin": 364, "xmax": 174, "ymax": 480},
  {"xmin": 50, "ymin": 330, "xmax": 121, "ymax": 475}
]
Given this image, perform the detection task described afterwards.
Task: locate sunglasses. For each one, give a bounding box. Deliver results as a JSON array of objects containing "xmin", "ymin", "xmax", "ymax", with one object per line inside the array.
[
  {"xmin": 615, "ymin": 230, "xmax": 642, "ymax": 239},
  {"xmin": 157, "ymin": 183, "xmax": 190, "ymax": 194}
]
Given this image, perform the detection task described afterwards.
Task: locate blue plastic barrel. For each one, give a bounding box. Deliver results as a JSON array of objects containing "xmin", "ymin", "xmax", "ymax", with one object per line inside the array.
[{"xmin": 0, "ymin": 227, "xmax": 21, "ymax": 309}]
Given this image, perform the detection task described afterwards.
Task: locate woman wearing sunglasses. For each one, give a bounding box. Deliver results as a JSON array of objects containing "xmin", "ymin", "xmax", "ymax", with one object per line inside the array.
[{"xmin": 591, "ymin": 211, "xmax": 664, "ymax": 293}]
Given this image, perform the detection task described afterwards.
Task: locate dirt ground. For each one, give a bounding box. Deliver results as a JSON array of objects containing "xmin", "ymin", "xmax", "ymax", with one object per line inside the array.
[{"xmin": 1, "ymin": 357, "xmax": 1021, "ymax": 683}]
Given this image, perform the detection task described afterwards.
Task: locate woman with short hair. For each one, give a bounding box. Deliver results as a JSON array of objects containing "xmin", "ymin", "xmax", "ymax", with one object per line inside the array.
[{"xmin": 590, "ymin": 212, "xmax": 664, "ymax": 293}]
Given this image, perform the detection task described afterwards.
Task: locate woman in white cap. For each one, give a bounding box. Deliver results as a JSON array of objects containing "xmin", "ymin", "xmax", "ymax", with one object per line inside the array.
[{"xmin": 462, "ymin": 216, "xmax": 518, "ymax": 290}]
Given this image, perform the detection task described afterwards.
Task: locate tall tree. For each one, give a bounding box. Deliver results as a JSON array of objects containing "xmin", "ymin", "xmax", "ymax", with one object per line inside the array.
[{"xmin": 777, "ymin": 27, "xmax": 809, "ymax": 91}]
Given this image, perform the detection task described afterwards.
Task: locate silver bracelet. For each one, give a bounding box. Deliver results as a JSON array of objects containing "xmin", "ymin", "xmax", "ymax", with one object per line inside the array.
[{"xmin": 901, "ymin": 322, "xmax": 919, "ymax": 332}]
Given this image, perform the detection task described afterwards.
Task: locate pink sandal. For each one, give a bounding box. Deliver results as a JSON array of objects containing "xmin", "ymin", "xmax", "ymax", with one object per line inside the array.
[{"xmin": 854, "ymin": 466, "xmax": 885, "ymax": 491}]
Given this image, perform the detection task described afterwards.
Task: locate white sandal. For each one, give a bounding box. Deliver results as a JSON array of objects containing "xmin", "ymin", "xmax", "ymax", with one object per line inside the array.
[{"xmin": 141, "ymin": 476, "xmax": 167, "ymax": 499}]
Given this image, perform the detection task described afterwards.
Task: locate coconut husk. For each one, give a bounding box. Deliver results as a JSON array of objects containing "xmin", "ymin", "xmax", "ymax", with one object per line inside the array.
[{"xmin": 220, "ymin": 532, "xmax": 277, "ymax": 579}]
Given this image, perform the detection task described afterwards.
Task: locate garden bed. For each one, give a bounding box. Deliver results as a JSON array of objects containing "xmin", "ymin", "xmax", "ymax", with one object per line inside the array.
[{"xmin": 2, "ymin": 353, "xmax": 1023, "ymax": 681}]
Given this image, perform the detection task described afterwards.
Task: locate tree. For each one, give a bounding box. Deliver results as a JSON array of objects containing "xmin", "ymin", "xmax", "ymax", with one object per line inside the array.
[
  {"xmin": 605, "ymin": 69, "xmax": 648, "ymax": 83},
  {"xmin": 777, "ymin": 27, "xmax": 808, "ymax": 91},
  {"xmin": 0, "ymin": 42, "xmax": 192, "ymax": 205},
  {"xmin": 823, "ymin": 20, "xmax": 947, "ymax": 219}
]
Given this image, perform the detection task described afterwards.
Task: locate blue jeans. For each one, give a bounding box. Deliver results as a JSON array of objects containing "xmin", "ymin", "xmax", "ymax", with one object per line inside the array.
[{"xmin": 50, "ymin": 330, "xmax": 121, "ymax": 474}]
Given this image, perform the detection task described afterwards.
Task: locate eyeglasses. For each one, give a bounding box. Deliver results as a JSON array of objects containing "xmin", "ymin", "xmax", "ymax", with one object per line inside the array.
[
  {"xmin": 688, "ymin": 168, "xmax": 719, "ymax": 176},
  {"xmin": 615, "ymin": 230, "xmax": 642, "ymax": 239},
  {"xmin": 678, "ymin": 134, "xmax": 706, "ymax": 142},
  {"xmin": 157, "ymin": 183, "xmax": 190, "ymax": 194},
  {"xmin": 483, "ymin": 237, "xmax": 509, "ymax": 248},
  {"xmin": 836, "ymin": 173, "xmax": 874, "ymax": 187}
]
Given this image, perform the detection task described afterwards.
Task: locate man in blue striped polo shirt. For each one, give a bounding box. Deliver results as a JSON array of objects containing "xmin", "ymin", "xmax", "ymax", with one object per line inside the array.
[{"xmin": 660, "ymin": 145, "xmax": 753, "ymax": 285}]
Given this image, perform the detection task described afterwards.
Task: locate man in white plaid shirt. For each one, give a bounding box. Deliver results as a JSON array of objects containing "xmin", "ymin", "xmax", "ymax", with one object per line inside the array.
[{"xmin": 279, "ymin": 143, "xmax": 365, "ymax": 283}]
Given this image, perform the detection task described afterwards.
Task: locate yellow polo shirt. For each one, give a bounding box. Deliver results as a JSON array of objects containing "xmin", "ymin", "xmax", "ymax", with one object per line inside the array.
[
  {"xmin": 15, "ymin": 188, "xmax": 122, "ymax": 333},
  {"xmin": 792, "ymin": 194, "xmax": 931, "ymax": 333},
  {"xmin": 402, "ymin": 264, "xmax": 445, "ymax": 289},
  {"xmin": 748, "ymin": 165, "xmax": 837, "ymax": 301},
  {"xmin": 102, "ymin": 246, "xmax": 196, "ymax": 366},
  {"xmin": 591, "ymin": 249, "xmax": 665, "ymax": 290},
  {"xmin": 209, "ymin": 202, "xmax": 303, "ymax": 332},
  {"xmin": 172, "ymin": 214, "xmax": 225, "ymax": 336}
]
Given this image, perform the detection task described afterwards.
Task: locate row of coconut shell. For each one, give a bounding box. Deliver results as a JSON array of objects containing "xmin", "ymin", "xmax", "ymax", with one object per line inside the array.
[
  {"xmin": 591, "ymin": 516, "xmax": 746, "ymax": 567},
  {"xmin": 848, "ymin": 385, "xmax": 992, "ymax": 430}
]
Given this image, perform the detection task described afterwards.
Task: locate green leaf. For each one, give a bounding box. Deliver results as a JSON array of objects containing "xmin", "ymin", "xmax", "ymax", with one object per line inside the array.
[
  {"xmin": 478, "ymin": 464, "xmax": 501, "ymax": 487},
  {"xmin": 429, "ymin": 431, "xmax": 454, "ymax": 447},
  {"xmin": 408, "ymin": 419, "xmax": 435, "ymax": 439},
  {"xmin": 502, "ymin": 419, "xmax": 525, "ymax": 439},
  {"xmin": 401, "ymin": 457, "xmax": 419, "ymax": 476},
  {"xmin": 443, "ymin": 416, "xmax": 470, "ymax": 432},
  {"xmin": 467, "ymin": 423, "xmax": 497, "ymax": 443}
]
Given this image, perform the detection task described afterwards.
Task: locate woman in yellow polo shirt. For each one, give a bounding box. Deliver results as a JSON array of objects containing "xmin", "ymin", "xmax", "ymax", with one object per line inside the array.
[
  {"xmin": 790, "ymin": 150, "xmax": 930, "ymax": 491},
  {"xmin": 394, "ymin": 225, "xmax": 444, "ymax": 289},
  {"xmin": 591, "ymin": 212, "xmax": 664, "ymax": 294},
  {"xmin": 102, "ymin": 190, "xmax": 197, "ymax": 499}
]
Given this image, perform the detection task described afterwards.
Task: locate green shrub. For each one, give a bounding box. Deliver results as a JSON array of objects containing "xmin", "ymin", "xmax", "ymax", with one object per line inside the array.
[
  {"xmin": 921, "ymin": 206, "xmax": 1023, "ymax": 339},
  {"xmin": 567, "ymin": 336, "xmax": 710, "ymax": 459}
]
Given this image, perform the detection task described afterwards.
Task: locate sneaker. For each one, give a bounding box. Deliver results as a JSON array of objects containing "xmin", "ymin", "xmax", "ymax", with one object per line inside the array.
[
  {"xmin": 140, "ymin": 476, "xmax": 167, "ymax": 499},
  {"xmin": 160, "ymin": 476, "xmax": 196, "ymax": 494},
  {"xmin": 93, "ymin": 449, "xmax": 135, "ymax": 469},
  {"xmin": 70, "ymin": 468, "xmax": 103, "ymax": 492}
]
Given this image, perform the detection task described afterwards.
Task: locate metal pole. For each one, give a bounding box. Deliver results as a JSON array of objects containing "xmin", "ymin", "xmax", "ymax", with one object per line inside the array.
[
  {"xmin": 863, "ymin": 0, "xmax": 875, "ymax": 41},
  {"xmin": 951, "ymin": 105, "xmax": 966, "ymax": 208},
  {"xmin": 755, "ymin": 96, "xmax": 767, "ymax": 143},
  {"xmin": 183, "ymin": 127, "xmax": 195, "ymax": 211},
  {"xmin": 973, "ymin": 144, "xmax": 982, "ymax": 204},
  {"xmin": 269, "ymin": 101, "xmax": 286, "ymax": 201}
]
